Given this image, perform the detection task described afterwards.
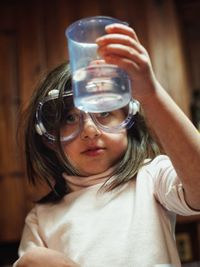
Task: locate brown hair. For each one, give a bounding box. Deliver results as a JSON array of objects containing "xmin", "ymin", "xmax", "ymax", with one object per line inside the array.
[{"xmin": 20, "ymin": 62, "xmax": 160, "ymax": 203}]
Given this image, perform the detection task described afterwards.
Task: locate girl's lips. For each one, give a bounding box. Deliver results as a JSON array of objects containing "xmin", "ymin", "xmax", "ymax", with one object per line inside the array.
[{"xmin": 82, "ymin": 147, "xmax": 105, "ymax": 157}]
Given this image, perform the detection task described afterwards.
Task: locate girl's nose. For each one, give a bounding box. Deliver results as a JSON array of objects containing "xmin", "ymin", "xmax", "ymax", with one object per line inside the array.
[{"xmin": 80, "ymin": 115, "xmax": 101, "ymax": 140}]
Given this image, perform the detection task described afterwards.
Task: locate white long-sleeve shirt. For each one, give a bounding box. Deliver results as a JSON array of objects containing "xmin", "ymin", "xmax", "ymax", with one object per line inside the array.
[{"xmin": 13, "ymin": 155, "xmax": 200, "ymax": 267}]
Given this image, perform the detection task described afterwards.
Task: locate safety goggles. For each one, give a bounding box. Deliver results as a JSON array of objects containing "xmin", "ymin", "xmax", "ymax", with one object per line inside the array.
[{"xmin": 35, "ymin": 90, "xmax": 139, "ymax": 143}]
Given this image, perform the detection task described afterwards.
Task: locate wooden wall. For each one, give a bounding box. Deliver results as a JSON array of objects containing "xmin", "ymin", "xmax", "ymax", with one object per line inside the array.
[{"xmin": 0, "ymin": 0, "xmax": 198, "ymax": 244}]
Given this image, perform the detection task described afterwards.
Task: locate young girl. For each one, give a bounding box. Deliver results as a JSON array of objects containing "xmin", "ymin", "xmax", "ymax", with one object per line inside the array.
[{"xmin": 14, "ymin": 23, "xmax": 200, "ymax": 267}]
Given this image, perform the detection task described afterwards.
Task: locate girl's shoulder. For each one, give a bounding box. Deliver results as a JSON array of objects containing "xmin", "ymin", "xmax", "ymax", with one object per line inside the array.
[
  {"xmin": 141, "ymin": 154, "xmax": 174, "ymax": 178},
  {"xmin": 144, "ymin": 154, "xmax": 171, "ymax": 167}
]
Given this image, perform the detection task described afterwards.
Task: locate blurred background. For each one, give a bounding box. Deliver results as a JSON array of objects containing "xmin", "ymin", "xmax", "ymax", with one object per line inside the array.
[{"xmin": 0, "ymin": 0, "xmax": 199, "ymax": 266}]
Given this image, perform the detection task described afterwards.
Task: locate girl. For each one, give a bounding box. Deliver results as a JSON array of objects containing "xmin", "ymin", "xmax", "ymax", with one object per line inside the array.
[{"xmin": 14, "ymin": 23, "xmax": 200, "ymax": 267}]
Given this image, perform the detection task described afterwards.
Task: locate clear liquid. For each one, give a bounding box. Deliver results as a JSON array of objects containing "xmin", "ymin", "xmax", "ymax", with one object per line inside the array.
[{"xmin": 72, "ymin": 64, "xmax": 131, "ymax": 112}]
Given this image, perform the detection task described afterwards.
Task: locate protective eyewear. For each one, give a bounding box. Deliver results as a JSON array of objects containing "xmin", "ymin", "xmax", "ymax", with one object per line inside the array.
[{"xmin": 35, "ymin": 90, "xmax": 139, "ymax": 143}]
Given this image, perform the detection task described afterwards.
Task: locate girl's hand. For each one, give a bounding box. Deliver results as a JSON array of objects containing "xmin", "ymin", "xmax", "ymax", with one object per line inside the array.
[
  {"xmin": 16, "ymin": 247, "xmax": 80, "ymax": 267},
  {"xmin": 96, "ymin": 23, "xmax": 158, "ymax": 102}
]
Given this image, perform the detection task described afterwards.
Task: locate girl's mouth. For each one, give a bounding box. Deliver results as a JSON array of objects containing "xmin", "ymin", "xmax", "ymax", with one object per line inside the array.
[{"xmin": 82, "ymin": 147, "xmax": 105, "ymax": 157}]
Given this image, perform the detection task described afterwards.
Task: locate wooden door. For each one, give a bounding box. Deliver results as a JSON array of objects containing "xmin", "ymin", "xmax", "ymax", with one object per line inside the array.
[{"xmin": 0, "ymin": 29, "xmax": 26, "ymax": 241}]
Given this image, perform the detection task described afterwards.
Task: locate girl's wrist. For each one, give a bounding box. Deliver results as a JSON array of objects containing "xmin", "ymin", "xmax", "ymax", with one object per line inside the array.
[{"xmin": 132, "ymin": 77, "xmax": 161, "ymax": 107}]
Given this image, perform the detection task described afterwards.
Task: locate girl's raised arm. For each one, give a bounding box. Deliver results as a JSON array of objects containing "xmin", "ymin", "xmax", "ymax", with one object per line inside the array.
[{"xmin": 97, "ymin": 23, "xmax": 200, "ymax": 210}]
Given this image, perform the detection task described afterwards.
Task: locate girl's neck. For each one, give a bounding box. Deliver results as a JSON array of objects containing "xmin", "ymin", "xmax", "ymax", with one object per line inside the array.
[{"xmin": 62, "ymin": 167, "xmax": 115, "ymax": 192}]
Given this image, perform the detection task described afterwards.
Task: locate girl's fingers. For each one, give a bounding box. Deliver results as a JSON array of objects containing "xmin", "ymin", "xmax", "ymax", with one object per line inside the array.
[
  {"xmin": 96, "ymin": 33, "xmax": 144, "ymax": 54},
  {"xmin": 97, "ymin": 43, "xmax": 145, "ymax": 66},
  {"xmin": 96, "ymin": 24, "xmax": 151, "ymax": 79},
  {"xmin": 102, "ymin": 54, "xmax": 140, "ymax": 77},
  {"xmin": 105, "ymin": 23, "xmax": 140, "ymax": 43}
]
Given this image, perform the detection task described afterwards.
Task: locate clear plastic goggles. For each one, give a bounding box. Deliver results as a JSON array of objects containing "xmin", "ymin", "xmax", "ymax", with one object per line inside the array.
[{"xmin": 35, "ymin": 90, "xmax": 138, "ymax": 143}]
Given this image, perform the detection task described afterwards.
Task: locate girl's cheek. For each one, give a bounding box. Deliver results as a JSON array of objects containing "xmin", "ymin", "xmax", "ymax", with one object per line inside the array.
[{"xmin": 107, "ymin": 132, "xmax": 128, "ymax": 150}]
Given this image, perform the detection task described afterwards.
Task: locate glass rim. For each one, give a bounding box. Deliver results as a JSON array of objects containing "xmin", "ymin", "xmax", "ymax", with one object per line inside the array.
[{"xmin": 65, "ymin": 15, "xmax": 128, "ymax": 36}]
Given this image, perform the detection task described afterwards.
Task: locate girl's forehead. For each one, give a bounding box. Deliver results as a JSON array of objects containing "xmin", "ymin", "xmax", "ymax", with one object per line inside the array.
[{"xmin": 42, "ymin": 90, "xmax": 128, "ymax": 116}]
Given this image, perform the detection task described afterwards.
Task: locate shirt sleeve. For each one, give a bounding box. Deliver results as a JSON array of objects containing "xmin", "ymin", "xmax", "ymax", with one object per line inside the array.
[
  {"xmin": 150, "ymin": 155, "xmax": 200, "ymax": 216},
  {"xmin": 12, "ymin": 206, "xmax": 46, "ymax": 266}
]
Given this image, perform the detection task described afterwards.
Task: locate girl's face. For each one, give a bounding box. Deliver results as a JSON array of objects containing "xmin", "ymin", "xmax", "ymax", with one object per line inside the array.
[{"xmin": 62, "ymin": 112, "xmax": 128, "ymax": 176}]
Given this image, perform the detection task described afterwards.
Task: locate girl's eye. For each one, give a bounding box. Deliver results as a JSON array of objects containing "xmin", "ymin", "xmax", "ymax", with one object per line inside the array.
[
  {"xmin": 97, "ymin": 112, "xmax": 110, "ymax": 118},
  {"xmin": 65, "ymin": 113, "xmax": 79, "ymax": 124}
]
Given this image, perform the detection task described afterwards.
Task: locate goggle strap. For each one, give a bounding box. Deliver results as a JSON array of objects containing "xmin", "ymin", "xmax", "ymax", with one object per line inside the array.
[
  {"xmin": 130, "ymin": 99, "xmax": 140, "ymax": 115},
  {"xmin": 35, "ymin": 122, "xmax": 46, "ymax": 136}
]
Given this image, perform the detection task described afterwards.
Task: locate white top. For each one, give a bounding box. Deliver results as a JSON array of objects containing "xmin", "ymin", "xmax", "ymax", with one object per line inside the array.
[{"xmin": 13, "ymin": 155, "xmax": 200, "ymax": 267}]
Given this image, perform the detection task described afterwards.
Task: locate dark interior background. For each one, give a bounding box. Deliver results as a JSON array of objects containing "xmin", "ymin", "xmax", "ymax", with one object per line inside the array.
[{"xmin": 0, "ymin": 0, "xmax": 199, "ymax": 266}]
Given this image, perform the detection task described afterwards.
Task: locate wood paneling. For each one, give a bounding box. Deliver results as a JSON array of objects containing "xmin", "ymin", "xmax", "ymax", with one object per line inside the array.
[
  {"xmin": 145, "ymin": 0, "xmax": 191, "ymax": 116},
  {"xmin": 175, "ymin": 0, "xmax": 200, "ymax": 91},
  {"xmin": 0, "ymin": 0, "xmax": 199, "ymax": 243},
  {"xmin": 0, "ymin": 30, "xmax": 26, "ymax": 241}
]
